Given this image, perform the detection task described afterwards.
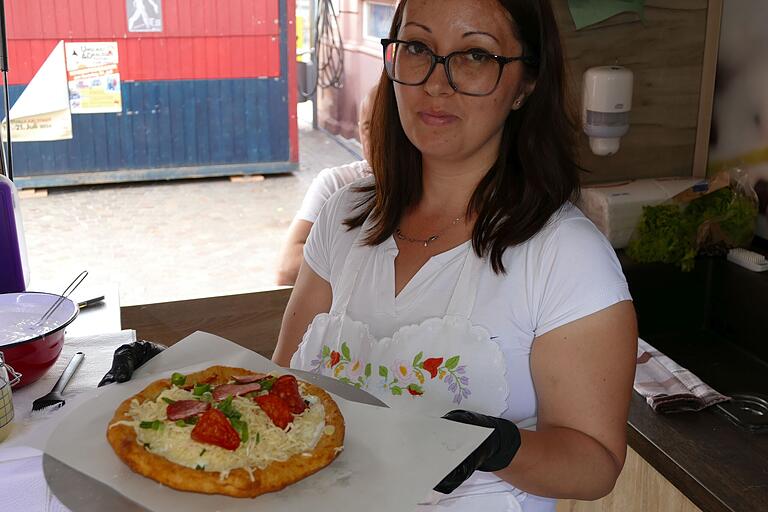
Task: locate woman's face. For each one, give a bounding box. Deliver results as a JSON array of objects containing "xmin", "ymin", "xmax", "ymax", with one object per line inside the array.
[{"xmin": 394, "ymin": 0, "xmax": 529, "ymax": 166}]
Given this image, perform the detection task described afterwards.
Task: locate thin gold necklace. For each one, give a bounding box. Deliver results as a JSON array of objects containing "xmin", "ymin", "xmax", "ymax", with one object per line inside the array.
[{"xmin": 395, "ymin": 216, "xmax": 463, "ymax": 247}]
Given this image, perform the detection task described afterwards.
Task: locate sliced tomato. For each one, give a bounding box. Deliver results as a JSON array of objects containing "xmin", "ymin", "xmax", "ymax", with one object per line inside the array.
[
  {"xmin": 254, "ymin": 394, "xmax": 294, "ymax": 430},
  {"xmin": 190, "ymin": 408, "xmax": 241, "ymax": 451},
  {"xmin": 269, "ymin": 375, "xmax": 307, "ymax": 414}
]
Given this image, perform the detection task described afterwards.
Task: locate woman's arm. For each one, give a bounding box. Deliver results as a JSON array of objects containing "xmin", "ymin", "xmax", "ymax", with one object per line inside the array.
[
  {"xmin": 495, "ymin": 300, "xmax": 637, "ymax": 500},
  {"xmin": 275, "ymin": 219, "xmax": 314, "ymax": 286},
  {"xmin": 272, "ymin": 259, "xmax": 332, "ymax": 366}
]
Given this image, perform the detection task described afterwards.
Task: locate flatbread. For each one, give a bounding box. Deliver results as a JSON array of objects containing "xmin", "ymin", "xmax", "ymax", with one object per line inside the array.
[{"xmin": 106, "ymin": 365, "xmax": 345, "ymax": 497}]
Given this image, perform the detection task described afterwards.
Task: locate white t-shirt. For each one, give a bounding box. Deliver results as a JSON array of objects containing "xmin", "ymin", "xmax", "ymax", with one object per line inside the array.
[
  {"xmin": 303, "ymin": 179, "xmax": 632, "ymax": 512},
  {"xmin": 295, "ymin": 160, "xmax": 371, "ymax": 223}
]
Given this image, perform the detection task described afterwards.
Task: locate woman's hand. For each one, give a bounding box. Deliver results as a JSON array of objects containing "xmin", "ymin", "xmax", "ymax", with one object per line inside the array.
[
  {"xmin": 98, "ymin": 340, "xmax": 166, "ymax": 386},
  {"xmin": 434, "ymin": 410, "xmax": 521, "ymax": 494}
]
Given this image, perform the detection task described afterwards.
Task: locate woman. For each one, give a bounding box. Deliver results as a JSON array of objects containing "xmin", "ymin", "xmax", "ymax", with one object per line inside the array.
[
  {"xmin": 275, "ymin": 86, "xmax": 377, "ymax": 286},
  {"xmin": 272, "ymin": 0, "xmax": 637, "ymax": 510}
]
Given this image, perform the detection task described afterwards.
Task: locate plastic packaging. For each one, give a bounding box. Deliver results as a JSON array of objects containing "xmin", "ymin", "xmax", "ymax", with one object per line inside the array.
[{"xmin": 627, "ymin": 169, "xmax": 759, "ymax": 271}]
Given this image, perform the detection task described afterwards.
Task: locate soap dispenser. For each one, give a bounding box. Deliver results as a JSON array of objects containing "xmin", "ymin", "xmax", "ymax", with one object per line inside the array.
[{"xmin": 0, "ymin": 172, "xmax": 29, "ymax": 293}]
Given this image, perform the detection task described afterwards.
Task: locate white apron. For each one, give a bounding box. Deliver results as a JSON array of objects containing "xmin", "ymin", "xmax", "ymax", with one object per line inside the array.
[
  {"xmin": 292, "ymin": 217, "xmax": 509, "ymax": 416},
  {"xmin": 291, "ymin": 217, "xmax": 525, "ymax": 511}
]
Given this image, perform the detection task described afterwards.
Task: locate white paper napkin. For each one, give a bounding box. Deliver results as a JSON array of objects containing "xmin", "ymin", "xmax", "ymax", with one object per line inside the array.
[
  {"xmin": 0, "ymin": 330, "xmax": 137, "ymax": 512},
  {"xmin": 2, "ymin": 330, "xmax": 136, "ymax": 461},
  {"xmin": 0, "ymin": 454, "xmax": 69, "ymax": 511}
]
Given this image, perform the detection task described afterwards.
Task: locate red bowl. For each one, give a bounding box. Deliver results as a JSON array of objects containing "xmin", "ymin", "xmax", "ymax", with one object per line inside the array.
[{"xmin": 0, "ymin": 292, "xmax": 79, "ymax": 388}]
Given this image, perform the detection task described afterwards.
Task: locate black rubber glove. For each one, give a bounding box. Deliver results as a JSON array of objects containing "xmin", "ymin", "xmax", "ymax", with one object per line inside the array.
[
  {"xmin": 98, "ymin": 340, "xmax": 166, "ymax": 387},
  {"xmin": 434, "ymin": 410, "xmax": 522, "ymax": 494}
]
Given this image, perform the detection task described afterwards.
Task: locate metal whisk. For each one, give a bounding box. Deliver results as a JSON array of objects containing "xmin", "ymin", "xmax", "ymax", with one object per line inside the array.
[{"xmin": 32, "ymin": 270, "xmax": 88, "ymax": 328}]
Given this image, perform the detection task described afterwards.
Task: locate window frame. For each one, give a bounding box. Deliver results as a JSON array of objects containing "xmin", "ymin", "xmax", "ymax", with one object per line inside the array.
[{"xmin": 362, "ymin": 1, "xmax": 396, "ymax": 43}]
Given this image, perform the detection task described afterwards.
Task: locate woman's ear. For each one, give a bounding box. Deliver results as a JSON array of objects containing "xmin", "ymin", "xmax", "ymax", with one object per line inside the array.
[
  {"xmin": 524, "ymin": 80, "xmax": 537, "ymax": 97},
  {"xmin": 512, "ymin": 81, "xmax": 536, "ymax": 110}
]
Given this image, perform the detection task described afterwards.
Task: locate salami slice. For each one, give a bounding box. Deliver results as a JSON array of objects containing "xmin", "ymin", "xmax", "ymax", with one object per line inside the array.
[
  {"xmin": 166, "ymin": 400, "xmax": 211, "ymax": 421},
  {"xmin": 232, "ymin": 373, "xmax": 268, "ymax": 384},
  {"xmin": 212, "ymin": 382, "xmax": 262, "ymax": 401}
]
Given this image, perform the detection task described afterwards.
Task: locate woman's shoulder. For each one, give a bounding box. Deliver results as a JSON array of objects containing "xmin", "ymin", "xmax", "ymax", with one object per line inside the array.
[
  {"xmin": 502, "ymin": 202, "xmax": 619, "ymax": 273},
  {"xmin": 315, "ymin": 160, "xmax": 372, "ymax": 187},
  {"xmin": 532, "ymin": 202, "xmax": 609, "ymax": 250},
  {"xmin": 321, "ymin": 174, "xmax": 375, "ymax": 223}
]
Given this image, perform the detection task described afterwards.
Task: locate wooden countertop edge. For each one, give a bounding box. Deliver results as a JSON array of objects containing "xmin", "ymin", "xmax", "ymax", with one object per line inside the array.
[{"xmin": 627, "ymin": 404, "xmax": 733, "ymax": 512}]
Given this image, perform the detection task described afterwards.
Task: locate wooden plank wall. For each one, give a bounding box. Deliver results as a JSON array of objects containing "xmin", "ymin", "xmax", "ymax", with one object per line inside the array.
[
  {"xmin": 6, "ymin": 0, "xmax": 298, "ymax": 184},
  {"xmin": 553, "ymin": 0, "xmax": 719, "ymax": 183},
  {"xmin": 9, "ymin": 78, "xmax": 290, "ymax": 178},
  {"xmin": 5, "ymin": 0, "xmax": 282, "ymax": 85}
]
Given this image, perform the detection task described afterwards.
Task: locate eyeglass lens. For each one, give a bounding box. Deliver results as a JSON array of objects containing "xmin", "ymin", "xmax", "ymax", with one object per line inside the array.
[{"xmin": 384, "ymin": 41, "xmax": 501, "ymax": 96}]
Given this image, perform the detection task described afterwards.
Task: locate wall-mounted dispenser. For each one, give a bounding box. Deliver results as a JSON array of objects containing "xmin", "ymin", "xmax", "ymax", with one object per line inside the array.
[{"xmin": 582, "ymin": 66, "xmax": 634, "ymax": 156}]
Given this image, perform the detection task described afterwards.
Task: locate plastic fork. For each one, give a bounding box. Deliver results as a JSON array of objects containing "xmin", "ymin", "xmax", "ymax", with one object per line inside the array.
[{"xmin": 31, "ymin": 352, "xmax": 85, "ymax": 413}]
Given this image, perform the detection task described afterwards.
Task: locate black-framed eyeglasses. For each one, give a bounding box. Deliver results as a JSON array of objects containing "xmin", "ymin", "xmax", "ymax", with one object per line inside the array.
[{"xmin": 381, "ymin": 39, "xmax": 535, "ymax": 97}]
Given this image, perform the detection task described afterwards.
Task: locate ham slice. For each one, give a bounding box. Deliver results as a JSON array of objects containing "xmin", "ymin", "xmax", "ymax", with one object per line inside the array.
[
  {"xmin": 166, "ymin": 400, "xmax": 211, "ymax": 421},
  {"xmin": 212, "ymin": 382, "xmax": 262, "ymax": 401},
  {"xmin": 232, "ymin": 373, "xmax": 268, "ymax": 384}
]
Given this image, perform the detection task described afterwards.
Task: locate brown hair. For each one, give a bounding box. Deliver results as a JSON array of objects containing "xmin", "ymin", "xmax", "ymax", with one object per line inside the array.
[{"xmin": 345, "ymin": 0, "xmax": 579, "ymax": 273}]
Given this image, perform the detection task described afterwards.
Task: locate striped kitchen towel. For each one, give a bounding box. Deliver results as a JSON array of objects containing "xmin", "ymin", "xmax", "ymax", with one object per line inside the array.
[{"xmin": 634, "ymin": 338, "xmax": 730, "ymax": 413}]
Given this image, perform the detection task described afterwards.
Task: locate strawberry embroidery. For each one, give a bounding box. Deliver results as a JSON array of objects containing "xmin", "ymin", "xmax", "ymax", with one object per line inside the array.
[
  {"xmin": 407, "ymin": 384, "xmax": 424, "ymax": 396},
  {"xmin": 329, "ymin": 351, "xmax": 341, "ymax": 367}
]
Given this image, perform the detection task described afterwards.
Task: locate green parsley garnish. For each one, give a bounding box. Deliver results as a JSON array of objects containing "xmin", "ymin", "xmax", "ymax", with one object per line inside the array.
[
  {"xmin": 216, "ymin": 395, "xmax": 242, "ymax": 420},
  {"xmin": 139, "ymin": 420, "xmax": 162, "ymax": 430},
  {"xmin": 193, "ymin": 383, "xmax": 211, "ymax": 396},
  {"xmin": 162, "ymin": 397, "xmax": 176, "ymax": 405},
  {"xmin": 184, "ymin": 416, "xmax": 199, "ymax": 425},
  {"xmin": 175, "ymin": 420, "xmax": 186, "ymax": 427},
  {"xmin": 259, "ymin": 377, "xmax": 276, "ymax": 391},
  {"xmin": 230, "ymin": 417, "xmax": 249, "ymax": 443}
]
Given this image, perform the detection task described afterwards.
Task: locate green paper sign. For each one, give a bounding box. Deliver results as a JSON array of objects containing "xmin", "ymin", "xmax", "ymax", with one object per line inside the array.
[{"xmin": 568, "ymin": 0, "xmax": 645, "ymax": 30}]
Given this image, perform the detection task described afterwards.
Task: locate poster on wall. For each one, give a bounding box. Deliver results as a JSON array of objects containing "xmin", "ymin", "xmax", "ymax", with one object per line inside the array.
[
  {"xmin": 127, "ymin": 0, "xmax": 163, "ymax": 32},
  {"xmin": 64, "ymin": 42, "xmax": 122, "ymax": 114},
  {"xmin": 1, "ymin": 41, "xmax": 72, "ymax": 142}
]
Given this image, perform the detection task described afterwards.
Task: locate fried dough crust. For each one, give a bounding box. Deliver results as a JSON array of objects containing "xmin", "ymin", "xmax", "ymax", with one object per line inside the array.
[{"xmin": 106, "ymin": 365, "xmax": 345, "ymax": 497}]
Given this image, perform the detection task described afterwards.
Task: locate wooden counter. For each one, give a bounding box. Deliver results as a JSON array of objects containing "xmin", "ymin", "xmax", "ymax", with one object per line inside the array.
[{"xmin": 121, "ymin": 288, "xmax": 291, "ymax": 357}]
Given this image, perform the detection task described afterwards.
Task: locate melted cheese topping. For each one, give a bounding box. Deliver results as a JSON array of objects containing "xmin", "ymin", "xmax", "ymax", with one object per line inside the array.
[{"xmin": 112, "ymin": 383, "xmax": 330, "ymax": 480}]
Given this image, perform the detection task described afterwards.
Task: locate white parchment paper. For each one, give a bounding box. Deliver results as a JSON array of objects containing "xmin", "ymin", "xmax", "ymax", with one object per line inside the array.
[{"xmin": 41, "ymin": 332, "xmax": 491, "ymax": 512}]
